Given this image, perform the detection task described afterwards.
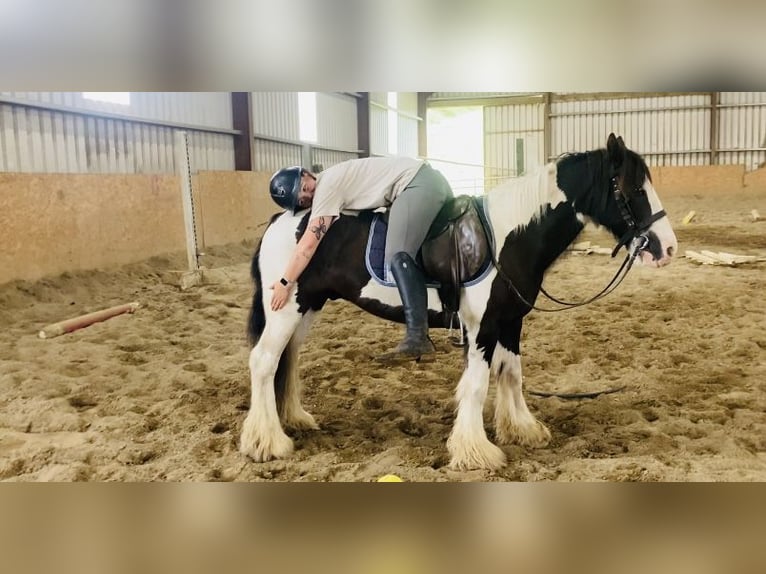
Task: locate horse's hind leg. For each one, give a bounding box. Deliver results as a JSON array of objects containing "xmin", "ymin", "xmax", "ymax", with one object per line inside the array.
[
  {"xmin": 493, "ymin": 322, "xmax": 551, "ymax": 448},
  {"xmin": 447, "ymin": 330, "xmax": 506, "ymax": 471},
  {"xmin": 281, "ymin": 311, "xmax": 319, "ymax": 431},
  {"xmin": 240, "ymin": 311, "xmax": 303, "ymax": 462}
]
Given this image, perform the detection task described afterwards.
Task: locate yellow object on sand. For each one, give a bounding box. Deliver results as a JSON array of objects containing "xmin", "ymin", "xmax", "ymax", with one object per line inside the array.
[
  {"xmin": 681, "ymin": 210, "xmax": 696, "ymax": 225},
  {"xmin": 377, "ymin": 474, "xmax": 404, "ymax": 482}
]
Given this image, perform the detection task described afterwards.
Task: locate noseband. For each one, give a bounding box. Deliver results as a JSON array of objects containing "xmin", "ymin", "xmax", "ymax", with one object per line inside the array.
[{"xmin": 609, "ymin": 176, "xmax": 667, "ymax": 257}]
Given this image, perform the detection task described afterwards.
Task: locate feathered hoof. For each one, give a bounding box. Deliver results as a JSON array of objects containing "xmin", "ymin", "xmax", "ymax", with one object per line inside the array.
[
  {"xmin": 447, "ymin": 435, "xmax": 507, "ymax": 471},
  {"xmin": 497, "ymin": 419, "xmax": 552, "ymax": 448},
  {"xmin": 239, "ymin": 417, "xmax": 294, "ymax": 462},
  {"xmin": 282, "ymin": 409, "xmax": 320, "ymax": 431}
]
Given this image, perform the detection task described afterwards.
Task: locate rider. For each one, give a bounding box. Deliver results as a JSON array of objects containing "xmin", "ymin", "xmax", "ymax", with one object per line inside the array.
[{"xmin": 268, "ymin": 156, "xmax": 454, "ymax": 358}]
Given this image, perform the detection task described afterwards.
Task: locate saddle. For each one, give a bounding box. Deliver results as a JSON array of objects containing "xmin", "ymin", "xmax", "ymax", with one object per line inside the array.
[{"xmin": 420, "ymin": 195, "xmax": 493, "ymax": 313}]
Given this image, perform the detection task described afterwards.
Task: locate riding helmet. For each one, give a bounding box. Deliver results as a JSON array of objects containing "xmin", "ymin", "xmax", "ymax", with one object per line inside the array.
[{"xmin": 269, "ymin": 166, "xmax": 303, "ymax": 213}]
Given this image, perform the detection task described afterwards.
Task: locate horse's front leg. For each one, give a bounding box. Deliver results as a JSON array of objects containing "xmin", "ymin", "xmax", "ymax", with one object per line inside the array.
[
  {"xmin": 280, "ymin": 311, "xmax": 319, "ymax": 431},
  {"xmin": 493, "ymin": 320, "xmax": 551, "ymax": 448},
  {"xmin": 447, "ymin": 337, "xmax": 506, "ymax": 471},
  {"xmin": 240, "ymin": 311, "xmax": 303, "ymax": 462}
]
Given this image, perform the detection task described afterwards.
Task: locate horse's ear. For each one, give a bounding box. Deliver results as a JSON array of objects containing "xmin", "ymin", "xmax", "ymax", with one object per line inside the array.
[{"xmin": 607, "ymin": 133, "xmax": 626, "ymax": 168}]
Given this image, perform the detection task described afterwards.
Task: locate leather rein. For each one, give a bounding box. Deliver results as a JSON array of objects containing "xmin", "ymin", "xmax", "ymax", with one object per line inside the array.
[{"xmin": 495, "ymin": 176, "xmax": 667, "ymax": 313}]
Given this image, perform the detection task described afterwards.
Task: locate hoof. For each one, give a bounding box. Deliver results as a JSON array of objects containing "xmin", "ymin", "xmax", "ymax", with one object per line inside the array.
[
  {"xmin": 239, "ymin": 416, "xmax": 294, "ymax": 462},
  {"xmin": 497, "ymin": 419, "xmax": 552, "ymax": 448},
  {"xmin": 239, "ymin": 433, "xmax": 294, "ymax": 462},
  {"xmin": 447, "ymin": 435, "xmax": 507, "ymax": 471},
  {"xmin": 282, "ymin": 409, "xmax": 320, "ymax": 431}
]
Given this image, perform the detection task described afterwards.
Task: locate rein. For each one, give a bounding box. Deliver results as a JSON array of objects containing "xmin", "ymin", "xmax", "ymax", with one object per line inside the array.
[
  {"xmin": 494, "ymin": 175, "xmax": 666, "ymax": 313},
  {"xmin": 494, "ymin": 241, "xmax": 643, "ymax": 313}
]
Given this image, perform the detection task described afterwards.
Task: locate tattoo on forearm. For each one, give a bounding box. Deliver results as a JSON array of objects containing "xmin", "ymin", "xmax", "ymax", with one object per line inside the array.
[{"xmin": 309, "ymin": 218, "xmax": 328, "ymax": 241}]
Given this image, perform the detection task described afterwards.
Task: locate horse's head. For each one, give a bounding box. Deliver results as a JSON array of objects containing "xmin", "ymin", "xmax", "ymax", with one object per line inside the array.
[{"xmin": 603, "ymin": 133, "xmax": 677, "ymax": 267}]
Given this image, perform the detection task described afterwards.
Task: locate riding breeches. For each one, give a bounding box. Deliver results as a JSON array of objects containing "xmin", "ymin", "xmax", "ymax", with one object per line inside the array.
[{"xmin": 384, "ymin": 163, "xmax": 453, "ymax": 271}]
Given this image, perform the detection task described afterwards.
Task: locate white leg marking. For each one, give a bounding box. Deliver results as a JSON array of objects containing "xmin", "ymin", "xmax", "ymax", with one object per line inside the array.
[
  {"xmin": 447, "ymin": 333, "xmax": 506, "ymax": 471},
  {"xmin": 492, "ymin": 346, "xmax": 551, "ymax": 448},
  {"xmin": 281, "ymin": 311, "xmax": 320, "ymax": 431},
  {"xmin": 239, "ymin": 310, "xmax": 302, "ymax": 462}
]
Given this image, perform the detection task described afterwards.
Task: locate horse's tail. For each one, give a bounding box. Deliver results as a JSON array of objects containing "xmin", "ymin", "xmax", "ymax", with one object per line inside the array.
[{"xmin": 247, "ymin": 219, "xmax": 289, "ymax": 413}]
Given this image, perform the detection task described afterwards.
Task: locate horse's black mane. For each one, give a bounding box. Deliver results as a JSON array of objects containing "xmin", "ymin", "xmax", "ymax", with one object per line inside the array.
[
  {"xmin": 556, "ymin": 150, "xmax": 610, "ymax": 215},
  {"xmin": 555, "ymin": 147, "xmax": 651, "ymax": 218}
]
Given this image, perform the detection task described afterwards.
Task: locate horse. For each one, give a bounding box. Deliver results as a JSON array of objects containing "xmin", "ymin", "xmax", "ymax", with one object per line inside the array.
[{"xmin": 239, "ymin": 133, "xmax": 678, "ymax": 471}]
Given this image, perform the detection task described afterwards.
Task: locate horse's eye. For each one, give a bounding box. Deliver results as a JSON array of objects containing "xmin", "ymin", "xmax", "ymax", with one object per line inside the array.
[{"xmin": 636, "ymin": 188, "xmax": 647, "ymax": 196}]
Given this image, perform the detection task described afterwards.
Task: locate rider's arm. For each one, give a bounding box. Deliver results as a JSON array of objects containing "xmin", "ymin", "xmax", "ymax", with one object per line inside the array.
[{"xmin": 270, "ymin": 216, "xmax": 336, "ymax": 311}]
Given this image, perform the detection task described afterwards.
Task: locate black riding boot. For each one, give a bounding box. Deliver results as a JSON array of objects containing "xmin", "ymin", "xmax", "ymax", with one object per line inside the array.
[{"xmin": 389, "ymin": 252, "xmax": 436, "ymax": 358}]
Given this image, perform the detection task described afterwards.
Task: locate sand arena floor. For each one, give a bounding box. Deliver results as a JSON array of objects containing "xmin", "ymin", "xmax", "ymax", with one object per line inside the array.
[{"xmin": 1, "ymin": 191, "xmax": 765, "ymax": 481}]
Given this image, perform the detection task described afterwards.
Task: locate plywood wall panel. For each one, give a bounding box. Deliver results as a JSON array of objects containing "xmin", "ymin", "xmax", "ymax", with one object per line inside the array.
[
  {"xmin": 0, "ymin": 173, "xmax": 185, "ymax": 284},
  {"xmin": 652, "ymin": 165, "xmax": 746, "ymax": 196},
  {"xmin": 1, "ymin": 170, "xmax": 284, "ymax": 285},
  {"xmin": 192, "ymin": 171, "xmax": 278, "ymax": 248}
]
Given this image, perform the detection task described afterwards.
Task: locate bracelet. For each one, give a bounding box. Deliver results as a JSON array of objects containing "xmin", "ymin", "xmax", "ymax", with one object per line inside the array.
[{"xmin": 279, "ymin": 277, "xmax": 293, "ymax": 287}]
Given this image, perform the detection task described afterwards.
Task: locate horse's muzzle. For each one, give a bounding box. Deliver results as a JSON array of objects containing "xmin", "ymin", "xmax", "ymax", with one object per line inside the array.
[{"xmin": 635, "ymin": 233, "xmax": 674, "ymax": 267}]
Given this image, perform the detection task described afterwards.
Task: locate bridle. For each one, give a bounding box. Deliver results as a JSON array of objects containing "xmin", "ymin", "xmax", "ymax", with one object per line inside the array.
[
  {"xmin": 495, "ymin": 174, "xmax": 667, "ymax": 313},
  {"xmin": 608, "ymin": 175, "xmax": 667, "ymax": 258}
]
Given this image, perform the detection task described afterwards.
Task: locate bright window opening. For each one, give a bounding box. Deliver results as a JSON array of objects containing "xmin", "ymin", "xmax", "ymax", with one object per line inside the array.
[
  {"xmin": 298, "ymin": 92, "xmax": 317, "ymax": 142},
  {"xmin": 427, "ymin": 106, "xmax": 485, "ymax": 196},
  {"xmin": 82, "ymin": 92, "xmax": 131, "ymax": 106}
]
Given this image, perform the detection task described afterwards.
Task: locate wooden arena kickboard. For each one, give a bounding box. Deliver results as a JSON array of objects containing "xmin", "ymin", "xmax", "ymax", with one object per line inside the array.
[
  {"xmin": 684, "ymin": 250, "xmax": 766, "ymax": 266},
  {"xmin": 569, "ymin": 241, "xmax": 613, "ymax": 256}
]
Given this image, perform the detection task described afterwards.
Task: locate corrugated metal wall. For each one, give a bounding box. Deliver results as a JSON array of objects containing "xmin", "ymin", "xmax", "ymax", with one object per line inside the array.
[
  {"xmin": 251, "ymin": 91, "xmax": 360, "ymax": 173},
  {"xmin": 313, "ymin": 92, "xmax": 359, "ymax": 169},
  {"xmin": 0, "ymin": 92, "xmax": 233, "ymax": 128},
  {"xmin": 551, "ymin": 93, "xmax": 711, "ymax": 167},
  {"xmin": 0, "ymin": 91, "xmax": 425, "ymax": 176},
  {"xmin": 430, "ymin": 93, "xmax": 516, "ymax": 101},
  {"xmin": 369, "ymin": 102, "xmax": 389, "ymax": 156},
  {"xmin": 310, "ymin": 148, "xmax": 357, "ymax": 172},
  {"xmin": 430, "ymin": 92, "xmax": 766, "ymax": 183},
  {"xmin": 0, "ymin": 92, "xmax": 235, "ymax": 174},
  {"xmin": 316, "ymin": 93, "xmax": 358, "ymax": 152},
  {"xmin": 251, "ymin": 92, "xmax": 301, "ymax": 173},
  {"xmin": 369, "ymin": 92, "xmax": 390, "ymax": 156},
  {"xmin": 396, "ymin": 93, "xmax": 419, "ymax": 158},
  {"xmin": 718, "ymin": 92, "xmax": 766, "ymax": 170},
  {"xmin": 397, "ymin": 114, "xmax": 419, "ymax": 158},
  {"xmin": 484, "ymin": 102, "xmax": 545, "ymax": 184},
  {"xmin": 369, "ymin": 92, "xmax": 420, "ymax": 158},
  {"xmin": 251, "ymin": 92, "xmax": 300, "ymax": 141}
]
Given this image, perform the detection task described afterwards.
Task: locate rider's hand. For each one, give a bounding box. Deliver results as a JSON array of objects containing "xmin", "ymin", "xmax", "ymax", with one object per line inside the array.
[{"xmin": 270, "ymin": 281, "xmax": 293, "ymax": 311}]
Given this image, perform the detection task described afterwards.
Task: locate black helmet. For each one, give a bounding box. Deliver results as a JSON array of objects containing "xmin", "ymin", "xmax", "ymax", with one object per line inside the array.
[{"xmin": 269, "ymin": 166, "xmax": 303, "ymax": 213}]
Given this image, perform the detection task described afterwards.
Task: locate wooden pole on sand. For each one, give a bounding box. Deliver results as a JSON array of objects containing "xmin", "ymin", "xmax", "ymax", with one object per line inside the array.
[{"xmin": 38, "ymin": 302, "xmax": 141, "ymax": 339}]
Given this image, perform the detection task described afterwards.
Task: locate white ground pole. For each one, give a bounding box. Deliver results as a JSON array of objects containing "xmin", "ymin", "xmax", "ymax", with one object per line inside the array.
[{"xmin": 174, "ymin": 130, "xmax": 200, "ymax": 273}]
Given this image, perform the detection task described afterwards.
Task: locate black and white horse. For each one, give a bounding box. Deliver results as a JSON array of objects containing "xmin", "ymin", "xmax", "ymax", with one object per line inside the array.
[{"xmin": 240, "ymin": 134, "xmax": 678, "ymax": 471}]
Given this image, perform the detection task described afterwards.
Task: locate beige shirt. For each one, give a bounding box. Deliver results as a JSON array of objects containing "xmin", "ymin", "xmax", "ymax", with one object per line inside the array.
[{"xmin": 309, "ymin": 157, "xmax": 424, "ymax": 219}]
